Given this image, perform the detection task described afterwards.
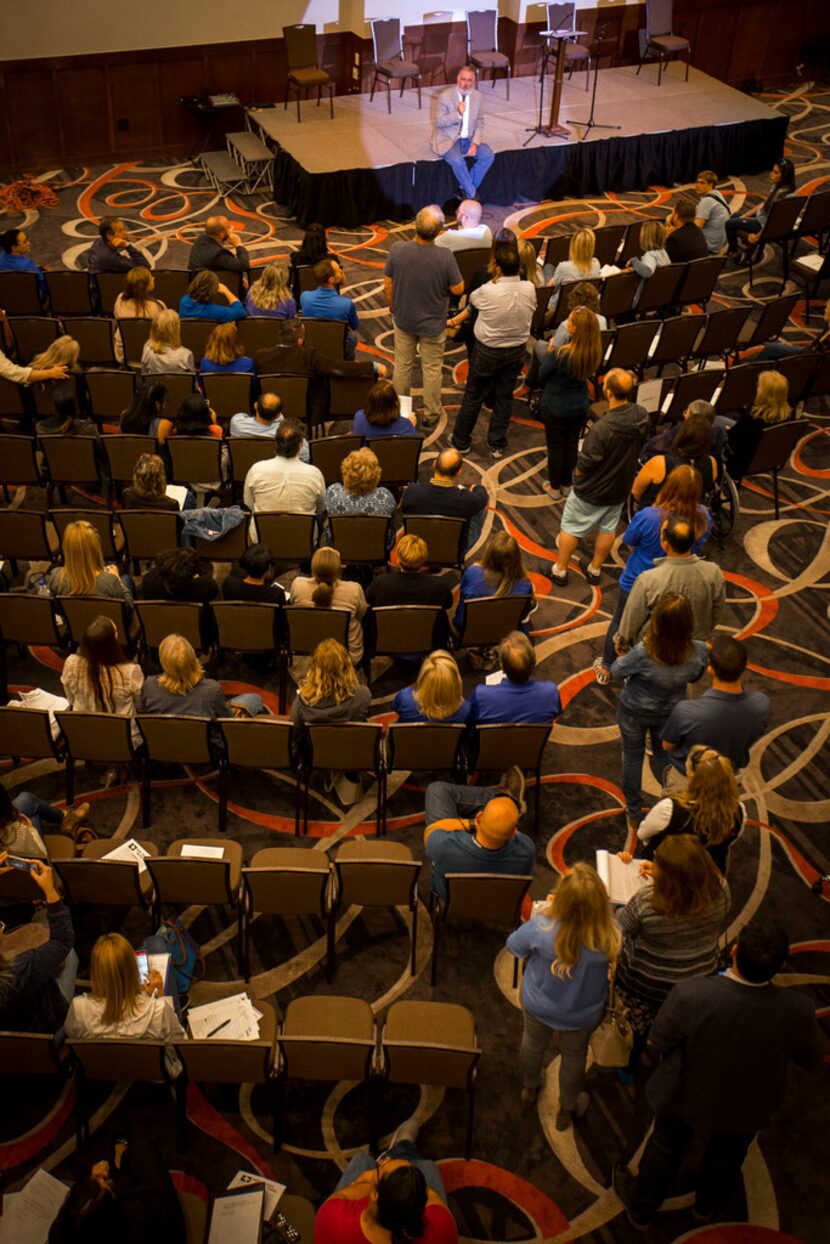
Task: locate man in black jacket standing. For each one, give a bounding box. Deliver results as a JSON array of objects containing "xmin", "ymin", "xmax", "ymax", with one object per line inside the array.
[
  {"xmin": 614, "ymin": 920, "xmax": 823, "ymax": 1229},
  {"xmin": 188, "ymin": 215, "xmax": 250, "ymax": 283},
  {"xmin": 550, "ymin": 369, "xmax": 648, "ymax": 585}
]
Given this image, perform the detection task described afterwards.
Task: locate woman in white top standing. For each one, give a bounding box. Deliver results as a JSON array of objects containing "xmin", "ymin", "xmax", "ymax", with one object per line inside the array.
[
  {"xmin": 544, "ymin": 229, "xmax": 601, "ymax": 308},
  {"xmin": 140, "ymin": 309, "xmax": 196, "ymax": 376},
  {"xmin": 62, "ymin": 615, "xmax": 144, "ymax": 754},
  {"xmin": 113, "ymin": 267, "xmax": 166, "ymax": 364}
]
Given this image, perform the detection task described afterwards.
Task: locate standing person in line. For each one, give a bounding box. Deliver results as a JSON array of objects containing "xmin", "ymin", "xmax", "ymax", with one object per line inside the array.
[
  {"xmin": 611, "ymin": 593, "xmax": 708, "ymax": 830},
  {"xmin": 435, "ymin": 198, "xmax": 493, "ymax": 252},
  {"xmin": 725, "ymin": 157, "xmax": 796, "ymax": 260},
  {"xmin": 537, "ymin": 306, "xmax": 603, "ymax": 500},
  {"xmin": 693, "ymin": 170, "xmax": 731, "ymax": 253},
  {"xmin": 550, "ymin": 369, "xmax": 648, "ymax": 584},
  {"xmin": 383, "ymin": 206, "xmax": 464, "ymax": 429},
  {"xmin": 506, "ymin": 864, "xmax": 621, "ymax": 1129},
  {"xmin": 613, "ymin": 920, "xmax": 822, "ymax": 1229},
  {"xmin": 448, "ymin": 242, "xmax": 537, "ymax": 459},
  {"xmin": 431, "ymin": 64, "xmax": 495, "ymax": 201}
]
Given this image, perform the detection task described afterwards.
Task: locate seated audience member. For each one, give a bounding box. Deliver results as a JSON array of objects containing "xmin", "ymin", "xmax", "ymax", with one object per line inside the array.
[
  {"xmin": 665, "ymin": 196, "xmax": 709, "ymax": 262},
  {"xmin": 140, "ymin": 547, "xmax": 219, "ymax": 603},
  {"xmin": 611, "ymin": 594, "xmax": 708, "ymax": 827},
  {"xmin": 506, "ymin": 864, "xmax": 620, "ymax": 1127},
  {"xmin": 693, "ymin": 169, "xmax": 730, "ymax": 253},
  {"xmin": 179, "ymin": 270, "xmax": 245, "ymax": 323},
  {"xmin": 289, "ymin": 221, "xmax": 331, "ymax": 294},
  {"xmin": 244, "ymin": 262, "xmax": 296, "ymax": 319},
  {"xmin": 595, "ymin": 466, "xmax": 710, "ymax": 684},
  {"xmin": 157, "ymin": 392, "xmax": 222, "ymax": 445},
  {"xmin": 365, "ymin": 534, "xmax": 453, "ymax": 610},
  {"xmin": 613, "ymin": 919, "xmax": 823, "ymax": 1231},
  {"xmin": 628, "ymin": 220, "xmax": 670, "ymax": 287},
  {"xmin": 659, "ymin": 634, "xmax": 770, "ymax": 788},
  {"xmin": 188, "ymin": 214, "xmax": 249, "ymax": 279},
  {"xmin": 323, "ymin": 447, "xmax": 396, "ymax": 546},
  {"xmin": 393, "ymin": 650, "xmax": 472, "ymax": 724},
  {"xmin": 402, "ymin": 447, "xmax": 488, "ymax": 552},
  {"xmin": 87, "ymin": 215, "xmax": 146, "ymax": 275},
  {"xmin": 199, "ymin": 321, "xmax": 255, "ymax": 375},
  {"xmin": 48, "ymin": 1137, "xmax": 187, "ymax": 1244},
  {"xmin": 243, "ymin": 417, "xmax": 325, "ymax": 525},
  {"xmin": 628, "ymin": 746, "xmax": 746, "ymax": 875},
  {"xmin": 726, "ymin": 370, "xmax": 794, "ymax": 482},
  {"xmin": 138, "ymin": 633, "xmax": 262, "ymax": 718},
  {"xmin": 543, "ymin": 228, "xmax": 600, "ymax": 301},
  {"xmin": 725, "ymin": 157, "xmax": 796, "ymax": 259},
  {"xmin": 46, "ymin": 520, "xmax": 133, "ymax": 609},
  {"xmin": 30, "ymin": 335, "xmax": 81, "ymax": 378},
  {"xmin": 423, "ymin": 773, "xmax": 534, "ymax": 900},
  {"xmin": 62, "ymin": 614, "xmax": 144, "ymax": 720},
  {"xmin": 122, "ymin": 452, "xmax": 181, "ymax": 511},
  {"xmin": 0, "ymin": 786, "xmax": 88, "ymax": 861},
  {"xmin": 65, "ymin": 932, "xmax": 184, "ymax": 1064},
  {"xmin": 0, "ymin": 226, "xmax": 48, "ymax": 302},
  {"xmin": 254, "ymin": 319, "xmax": 384, "ymax": 427},
  {"xmin": 632, "ymin": 412, "xmax": 720, "ymax": 507},
  {"xmin": 436, "ymin": 198, "xmax": 493, "ymax": 251},
  {"xmin": 300, "ymin": 256, "xmax": 359, "ymax": 358},
  {"xmin": 756, "ymin": 296, "xmax": 830, "ymax": 362},
  {"xmin": 229, "ymin": 392, "xmax": 311, "ymax": 461},
  {"xmin": 314, "ymin": 1117, "xmax": 458, "ymax": 1244},
  {"xmin": 291, "ymin": 638, "xmax": 372, "ymax": 806},
  {"xmin": 0, "ymin": 860, "xmax": 77, "ymax": 1034},
  {"xmin": 35, "ymin": 383, "xmax": 99, "ymax": 444},
  {"xmin": 222, "ymin": 542, "xmax": 286, "ymax": 604},
  {"xmin": 140, "ymin": 309, "xmax": 196, "ymax": 376},
  {"xmin": 550, "ymin": 282, "xmax": 608, "ymax": 345},
  {"xmin": 453, "ymin": 531, "xmax": 534, "ymax": 634},
  {"xmin": 120, "ymin": 381, "xmax": 168, "ymax": 436},
  {"xmin": 352, "ymin": 378, "xmax": 418, "ymax": 439},
  {"xmin": 469, "ymin": 631, "xmax": 562, "ymax": 725},
  {"xmin": 0, "ymin": 346, "xmax": 67, "ymax": 387},
  {"xmin": 526, "ymin": 287, "xmax": 606, "ymax": 403},
  {"xmin": 289, "ymin": 547, "xmax": 368, "ymax": 666},
  {"xmin": 113, "ymin": 266, "xmax": 165, "ymax": 363},
  {"xmin": 640, "ymin": 399, "xmax": 727, "ymax": 470},
  {"xmin": 614, "ymin": 834, "xmax": 729, "ymax": 1073},
  {"xmin": 518, "ymin": 239, "xmax": 543, "ymax": 287}
]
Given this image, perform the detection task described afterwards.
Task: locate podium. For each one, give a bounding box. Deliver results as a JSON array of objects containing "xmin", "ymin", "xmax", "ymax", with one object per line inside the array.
[{"xmin": 524, "ymin": 27, "xmax": 587, "ymax": 146}]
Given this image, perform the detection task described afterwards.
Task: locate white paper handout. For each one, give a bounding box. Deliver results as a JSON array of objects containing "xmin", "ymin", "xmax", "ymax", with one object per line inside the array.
[
  {"xmin": 147, "ymin": 952, "xmax": 171, "ymax": 982},
  {"xmin": 102, "ymin": 838, "xmax": 151, "ymax": 874},
  {"xmin": 180, "ymin": 844, "xmax": 225, "ymax": 860},
  {"xmin": 188, "ymin": 992, "xmax": 261, "ymax": 1041},
  {"xmin": 166, "ymin": 484, "xmax": 189, "ymax": 509},
  {"xmin": 228, "ymin": 1170, "xmax": 286, "ymax": 1219},
  {"xmin": 485, "ymin": 669, "xmax": 506, "ymax": 686},
  {"xmin": 0, "ymin": 1169, "xmax": 68, "ymax": 1244},
  {"xmin": 596, "ymin": 849, "xmax": 649, "ymax": 904},
  {"xmin": 207, "ymin": 1187, "xmax": 264, "ymax": 1244}
]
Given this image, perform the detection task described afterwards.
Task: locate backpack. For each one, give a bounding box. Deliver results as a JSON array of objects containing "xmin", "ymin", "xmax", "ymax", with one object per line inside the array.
[{"xmin": 160, "ymin": 918, "xmax": 205, "ymax": 994}]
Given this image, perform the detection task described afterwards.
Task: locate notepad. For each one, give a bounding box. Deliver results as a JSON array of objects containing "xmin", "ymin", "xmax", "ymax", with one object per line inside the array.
[
  {"xmin": 180, "ymin": 844, "xmax": 225, "ymax": 859},
  {"xmin": 207, "ymin": 1187, "xmax": 263, "ymax": 1244},
  {"xmin": 102, "ymin": 838, "xmax": 150, "ymax": 873},
  {"xmin": 165, "ymin": 484, "xmax": 189, "ymax": 510},
  {"xmin": 0, "ymin": 1169, "xmax": 68, "ymax": 1244},
  {"xmin": 596, "ymin": 849, "xmax": 649, "ymax": 904},
  {"xmin": 228, "ymin": 1171, "xmax": 286, "ymax": 1220},
  {"xmin": 188, "ymin": 992, "xmax": 261, "ymax": 1041}
]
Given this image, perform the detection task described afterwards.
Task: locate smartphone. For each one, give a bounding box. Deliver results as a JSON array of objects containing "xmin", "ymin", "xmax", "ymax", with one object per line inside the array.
[
  {"xmin": 135, "ymin": 951, "xmax": 149, "ymax": 983},
  {"xmin": 5, "ymin": 855, "xmax": 37, "ymax": 874}
]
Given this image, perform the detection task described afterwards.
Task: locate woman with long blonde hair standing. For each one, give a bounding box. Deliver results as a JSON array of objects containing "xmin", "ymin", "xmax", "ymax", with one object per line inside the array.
[
  {"xmin": 506, "ymin": 863, "xmax": 621, "ymax": 1130},
  {"xmin": 537, "ymin": 306, "xmax": 602, "ymax": 499},
  {"xmin": 393, "ymin": 649, "xmax": 471, "ymax": 723}
]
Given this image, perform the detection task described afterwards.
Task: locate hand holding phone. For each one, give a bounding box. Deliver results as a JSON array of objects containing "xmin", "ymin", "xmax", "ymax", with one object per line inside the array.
[
  {"xmin": 135, "ymin": 951, "xmax": 149, "ymax": 984},
  {"xmin": 5, "ymin": 854, "xmax": 37, "ymax": 874}
]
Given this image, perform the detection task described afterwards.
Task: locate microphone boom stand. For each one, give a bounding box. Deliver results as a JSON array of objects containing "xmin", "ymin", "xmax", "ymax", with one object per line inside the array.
[{"xmin": 568, "ymin": 25, "xmax": 621, "ymax": 140}]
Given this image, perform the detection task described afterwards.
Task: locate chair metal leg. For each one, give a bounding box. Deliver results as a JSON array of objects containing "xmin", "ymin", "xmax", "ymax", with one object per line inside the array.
[
  {"xmin": 273, "ymin": 1074, "xmax": 285, "ymax": 1152},
  {"xmin": 430, "ymin": 908, "xmax": 439, "ymax": 987},
  {"xmin": 772, "ymin": 468, "xmax": 780, "ymax": 519},
  {"xmin": 465, "ymin": 1079, "xmax": 476, "ymax": 1159},
  {"xmin": 218, "ymin": 758, "xmax": 228, "ymax": 834},
  {"xmin": 410, "ymin": 901, "xmax": 417, "ymax": 975},
  {"xmin": 141, "ymin": 754, "xmax": 151, "ymax": 828},
  {"xmin": 585, "ymin": 58, "xmax": 590, "ymax": 91},
  {"xmin": 176, "ymin": 1074, "xmax": 188, "ymax": 1151},
  {"xmin": 417, "ymin": 79, "xmax": 422, "ymax": 109},
  {"xmin": 326, "ymin": 908, "xmax": 335, "ymax": 981},
  {"xmin": 658, "ymin": 53, "xmax": 663, "ymax": 87},
  {"xmin": 370, "ymin": 71, "xmax": 377, "ymax": 103},
  {"xmin": 329, "ymin": 85, "xmax": 334, "ymax": 120}
]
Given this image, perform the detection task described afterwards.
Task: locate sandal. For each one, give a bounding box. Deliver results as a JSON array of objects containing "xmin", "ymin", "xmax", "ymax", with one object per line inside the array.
[
  {"xmin": 61, "ymin": 802, "xmax": 90, "ymax": 838},
  {"xmin": 592, "ymin": 658, "xmax": 611, "ymax": 686}
]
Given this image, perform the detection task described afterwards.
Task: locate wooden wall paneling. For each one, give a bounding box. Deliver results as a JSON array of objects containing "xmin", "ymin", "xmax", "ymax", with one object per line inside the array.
[
  {"xmin": 108, "ymin": 60, "xmax": 164, "ymax": 153},
  {"xmin": 675, "ymin": 3, "xmax": 737, "ymax": 82},
  {"xmin": 0, "ymin": 75, "xmax": 14, "ymax": 167},
  {"xmin": 251, "ymin": 43, "xmax": 285, "ymax": 105},
  {"xmin": 204, "ymin": 49, "xmax": 255, "ymax": 104},
  {"xmin": 752, "ymin": 1, "xmax": 806, "ymax": 82},
  {"xmin": 59, "ymin": 65, "xmax": 111, "ymax": 162},
  {"xmin": 157, "ymin": 56, "xmax": 207, "ymax": 151},
  {"xmin": 3, "ymin": 68, "xmax": 63, "ymax": 166},
  {"xmin": 725, "ymin": 2, "xmax": 777, "ymax": 86}
]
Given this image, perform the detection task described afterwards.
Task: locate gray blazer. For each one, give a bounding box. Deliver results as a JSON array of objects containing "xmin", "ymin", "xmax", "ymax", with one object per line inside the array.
[{"xmin": 431, "ymin": 86, "xmax": 485, "ymax": 156}]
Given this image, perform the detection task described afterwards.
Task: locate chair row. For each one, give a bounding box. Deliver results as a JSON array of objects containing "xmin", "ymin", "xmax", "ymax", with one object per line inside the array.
[
  {"xmin": 0, "ymin": 267, "xmax": 245, "ymax": 318},
  {"xmin": 648, "ymin": 349, "xmax": 830, "ymax": 426},
  {"xmin": 6, "ymin": 312, "xmax": 349, "ymax": 371},
  {"xmin": 0, "ymin": 707, "xmax": 551, "ymax": 834},
  {"xmin": 5, "ymin": 989, "xmax": 482, "ymax": 1156}
]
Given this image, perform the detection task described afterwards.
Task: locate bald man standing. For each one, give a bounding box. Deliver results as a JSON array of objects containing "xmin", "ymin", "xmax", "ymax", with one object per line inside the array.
[
  {"xmin": 188, "ymin": 215, "xmax": 250, "ymax": 283},
  {"xmin": 424, "ymin": 771, "xmax": 534, "ymax": 900}
]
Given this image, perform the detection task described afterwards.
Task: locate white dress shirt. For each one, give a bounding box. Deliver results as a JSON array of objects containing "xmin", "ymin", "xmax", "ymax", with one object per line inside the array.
[
  {"xmin": 470, "ymin": 276, "xmax": 537, "ymax": 348},
  {"xmin": 459, "ymin": 91, "xmax": 470, "ymax": 140}
]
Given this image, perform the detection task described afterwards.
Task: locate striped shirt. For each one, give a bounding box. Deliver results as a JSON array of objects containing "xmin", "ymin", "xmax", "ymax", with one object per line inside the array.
[{"xmin": 615, "ymin": 881, "xmax": 729, "ymax": 1004}]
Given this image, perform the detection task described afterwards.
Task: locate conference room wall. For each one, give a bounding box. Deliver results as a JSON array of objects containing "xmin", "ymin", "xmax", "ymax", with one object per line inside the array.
[{"xmin": 0, "ymin": 0, "xmax": 825, "ymax": 171}]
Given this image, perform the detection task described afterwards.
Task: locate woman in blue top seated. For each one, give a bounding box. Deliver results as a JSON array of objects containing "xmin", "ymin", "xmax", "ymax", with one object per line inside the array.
[
  {"xmin": 506, "ymin": 863, "xmax": 620, "ymax": 1130},
  {"xmin": 453, "ymin": 531, "xmax": 535, "ymax": 635},
  {"xmin": 392, "ymin": 650, "xmax": 471, "ymax": 724},
  {"xmin": 179, "ymin": 270, "xmax": 245, "ymax": 323},
  {"xmin": 352, "ymin": 379, "xmax": 418, "ymax": 439},
  {"xmin": 199, "ymin": 322, "xmax": 256, "ymax": 375},
  {"xmin": 593, "ymin": 465, "xmax": 710, "ymax": 684}
]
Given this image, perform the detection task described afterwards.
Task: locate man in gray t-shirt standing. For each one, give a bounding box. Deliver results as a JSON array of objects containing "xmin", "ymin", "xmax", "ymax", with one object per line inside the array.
[
  {"xmin": 693, "ymin": 170, "xmax": 730, "ymax": 253},
  {"xmin": 383, "ymin": 205, "xmax": 464, "ymax": 428}
]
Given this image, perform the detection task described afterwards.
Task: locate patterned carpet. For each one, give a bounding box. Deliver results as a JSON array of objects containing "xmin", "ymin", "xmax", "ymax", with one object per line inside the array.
[{"xmin": 2, "ymin": 80, "xmax": 829, "ymax": 1244}]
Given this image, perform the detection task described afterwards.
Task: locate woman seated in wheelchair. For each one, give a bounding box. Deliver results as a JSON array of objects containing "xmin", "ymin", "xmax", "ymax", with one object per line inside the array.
[
  {"xmin": 630, "ymin": 406, "xmax": 720, "ymax": 508},
  {"xmin": 638, "ymin": 398, "xmax": 727, "ymax": 468}
]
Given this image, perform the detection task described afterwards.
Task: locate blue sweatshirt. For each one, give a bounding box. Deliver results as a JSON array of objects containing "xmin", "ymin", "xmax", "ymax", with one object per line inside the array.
[{"xmin": 506, "ymin": 915, "xmax": 610, "ymax": 1030}]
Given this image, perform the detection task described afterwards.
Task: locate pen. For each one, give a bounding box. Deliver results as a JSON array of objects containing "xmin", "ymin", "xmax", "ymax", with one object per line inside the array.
[{"xmin": 207, "ymin": 1018, "xmax": 231, "ymax": 1038}]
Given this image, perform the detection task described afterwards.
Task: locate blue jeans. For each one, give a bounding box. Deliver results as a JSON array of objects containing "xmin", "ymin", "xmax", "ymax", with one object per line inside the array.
[
  {"xmin": 602, "ymin": 587, "xmax": 630, "ymax": 671},
  {"xmin": 334, "ymin": 1141, "xmax": 447, "ymax": 1201},
  {"xmin": 442, "ymin": 138, "xmax": 495, "ymax": 199},
  {"xmin": 617, "ymin": 703, "xmax": 671, "ymax": 819},
  {"xmin": 465, "ymin": 507, "xmax": 485, "ymax": 553},
  {"xmin": 13, "ymin": 792, "xmax": 63, "ymax": 835},
  {"xmin": 424, "ymin": 780, "xmax": 499, "ymax": 828},
  {"xmin": 453, "ymin": 341, "xmax": 526, "ymax": 452},
  {"xmin": 725, "ymin": 213, "xmax": 763, "ymax": 252}
]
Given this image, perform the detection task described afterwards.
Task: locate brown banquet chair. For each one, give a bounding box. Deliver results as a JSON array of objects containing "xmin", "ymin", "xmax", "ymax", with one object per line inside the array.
[
  {"xmin": 369, "ymin": 18, "xmax": 422, "ymax": 113},
  {"xmin": 466, "ymin": 10, "xmax": 511, "ymax": 99},
  {"xmin": 636, "ymin": 0, "xmax": 691, "ymax": 84},
  {"xmin": 283, "ymin": 23, "xmax": 334, "ymax": 122}
]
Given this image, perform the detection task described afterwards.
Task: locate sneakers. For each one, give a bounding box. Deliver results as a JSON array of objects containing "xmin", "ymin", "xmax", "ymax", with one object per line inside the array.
[
  {"xmin": 448, "ymin": 435, "xmax": 470, "ymax": 452},
  {"xmin": 543, "ymin": 482, "xmax": 563, "ymax": 500},
  {"xmin": 61, "ymin": 802, "xmax": 91, "ymax": 836},
  {"xmin": 501, "ymin": 765, "xmax": 527, "ymax": 816},
  {"xmin": 592, "ymin": 657, "xmax": 610, "ymax": 686},
  {"xmin": 550, "ymin": 563, "xmax": 568, "ymax": 585},
  {"xmin": 489, "ymin": 445, "xmax": 505, "ymax": 460},
  {"xmin": 584, "ymin": 564, "xmax": 602, "ymax": 584},
  {"xmin": 612, "ymin": 1162, "xmax": 650, "ymax": 1231},
  {"xmin": 420, "ymin": 412, "xmax": 440, "ymax": 429},
  {"xmin": 555, "ymin": 1092, "xmax": 590, "ymax": 1131}
]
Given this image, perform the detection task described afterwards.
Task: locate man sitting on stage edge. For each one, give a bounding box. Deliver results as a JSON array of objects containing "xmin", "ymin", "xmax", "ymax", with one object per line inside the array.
[{"xmin": 432, "ymin": 65, "xmax": 495, "ymax": 202}]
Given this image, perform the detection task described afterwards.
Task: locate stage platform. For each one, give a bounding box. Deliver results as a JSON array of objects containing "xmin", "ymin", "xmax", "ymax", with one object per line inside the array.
[{"xmin": 250, "ymin": 65, "xmax": 787, "ymax": 228}]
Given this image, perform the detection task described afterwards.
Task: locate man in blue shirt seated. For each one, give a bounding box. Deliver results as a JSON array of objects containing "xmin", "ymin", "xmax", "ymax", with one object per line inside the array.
[
  {"xmin": 300, "ymin": 258, "xmax": 359, "ymax": 360},
  {"xmin": 659, "ymin": 634, "xmax": 769, "ymax": 789},
  {"xmin": 470, "ymin": 631, "xmax": 562, "ymax": 725},
  {"xmin": 424, "ymin": 769, "xmax": 535, "ymax": 900},
  {"xmin": 229, "ymin": 392, "xmax": 310, "ymax": 461},
  {"xmin": 0, "ymin": 228, "xmax": 48, "ymax": 304}
]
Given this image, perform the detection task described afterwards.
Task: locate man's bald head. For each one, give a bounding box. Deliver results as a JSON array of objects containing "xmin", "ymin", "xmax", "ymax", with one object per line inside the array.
[
  {"xmin": 476, "ymin": 797, "xmax": 520, "ymax": 846},
  {"xmin": 603, "ymin": 368, "xmax": 635, "ymax": 404},
  {"xmin": 435, "ymin": 448, "xmax": 463, "ymax": 479},
  {"xmin": 457, "ymin": 199, "xmax": 483, "ymax": 228},
  {"xmin": 205, "ymin": 215, "xmax": 229, "ymax": 240},
  {"xmin": 415, "ymin": 206, "xmax": 445, "ymax": 241}
]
